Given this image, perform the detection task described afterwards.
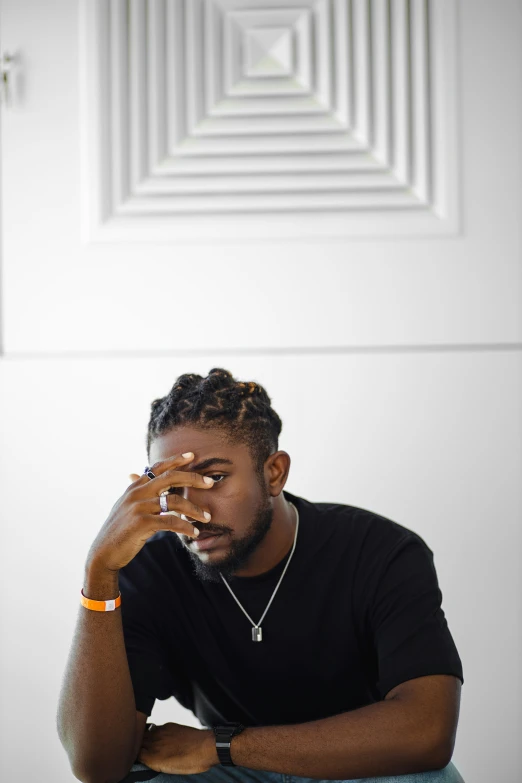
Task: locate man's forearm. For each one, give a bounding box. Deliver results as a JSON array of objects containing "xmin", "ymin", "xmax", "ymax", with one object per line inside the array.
[{"xmin": 223, "ymin": 698, "xmax": 447, "ymax": 780}]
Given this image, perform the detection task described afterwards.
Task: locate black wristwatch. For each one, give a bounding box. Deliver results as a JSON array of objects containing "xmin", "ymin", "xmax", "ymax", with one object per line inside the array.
[{"xmin": 213, "ymin": 722, "xmax": 246, "ymax": 766}]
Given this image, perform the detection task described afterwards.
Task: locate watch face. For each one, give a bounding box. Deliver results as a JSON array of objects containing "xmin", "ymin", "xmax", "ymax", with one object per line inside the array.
[
  {"xmin": 214, "ymin": 723, "xmax": 245, "ymax": 739},
  {"xmin": 231, "ymin": 724, "xmax": 244, "ymax": 735}
]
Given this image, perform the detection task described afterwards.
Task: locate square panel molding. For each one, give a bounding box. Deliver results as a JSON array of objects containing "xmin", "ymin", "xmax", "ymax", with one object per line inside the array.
[
  {"xmin": 243, "ymin": 26, "xmax": 294, "ymax": 78},
  {"xmin": 79, "ymin": 0, "xmax": 460, "ymax": 242}
]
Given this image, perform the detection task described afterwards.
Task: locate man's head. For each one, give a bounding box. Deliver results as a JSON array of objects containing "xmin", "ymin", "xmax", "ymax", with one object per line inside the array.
[{"xmin": 146, "ymin": 368, "xmax": 290, "ymax": 583}]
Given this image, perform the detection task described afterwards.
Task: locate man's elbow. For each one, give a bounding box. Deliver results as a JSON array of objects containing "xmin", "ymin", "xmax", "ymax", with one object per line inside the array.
[
  {"xmin": 407, "ymin": 712, "xmax": 456, "ymax": 772},
  {"xmin": 424, "ymin": 733, "xmax": 455, "ymax": 772},
  {"xmin": 70, "ymin": 757, "xmax": 134, "ymax": 783}
]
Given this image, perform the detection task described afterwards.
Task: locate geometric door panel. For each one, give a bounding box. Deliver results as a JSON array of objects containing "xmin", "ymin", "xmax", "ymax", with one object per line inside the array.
[{"xmin": 81, "ymin": 0, "xmax": 459, "ymax": 242}]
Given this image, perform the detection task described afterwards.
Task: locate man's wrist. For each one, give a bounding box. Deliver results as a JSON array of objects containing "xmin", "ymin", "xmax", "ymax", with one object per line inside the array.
[
  {"xmin": 83, "ymin": 560, "xmax": 120, "ymax": 601},
  {"xmin": 202, "ymin": 728, "xmax": 220, "ymax": 767}
]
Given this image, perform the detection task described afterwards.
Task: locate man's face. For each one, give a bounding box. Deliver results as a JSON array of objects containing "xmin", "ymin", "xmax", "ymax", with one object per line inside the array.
[{"xmin": 148, "ymin": 425, "xmax": 274, "ymax": 583}]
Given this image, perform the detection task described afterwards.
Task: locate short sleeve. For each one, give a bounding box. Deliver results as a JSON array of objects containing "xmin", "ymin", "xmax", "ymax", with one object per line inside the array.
[
  {"xmin": 367, "ymin": 534, "xmax": 464, "ymax": 700},
  {"xmin": 118, "ymin": 568, "xmax": 178, "ymax": 717}
]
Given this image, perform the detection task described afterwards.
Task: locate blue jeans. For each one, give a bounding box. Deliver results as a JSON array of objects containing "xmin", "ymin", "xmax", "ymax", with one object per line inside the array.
[{"xmin": 118, "ymin": 759, "xmax": 465, "ymax": 782}]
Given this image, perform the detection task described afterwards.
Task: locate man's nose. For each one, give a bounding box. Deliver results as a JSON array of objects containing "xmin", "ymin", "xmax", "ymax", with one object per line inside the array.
[{"xmin": 180, "ymin": 485, "xmax": 210, "ymax": 521}]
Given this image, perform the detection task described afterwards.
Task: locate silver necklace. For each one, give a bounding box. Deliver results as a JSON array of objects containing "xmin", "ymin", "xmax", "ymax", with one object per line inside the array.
[{"xmin": 219, "ymin": 501, "xmax": 299, "ymax": 642}]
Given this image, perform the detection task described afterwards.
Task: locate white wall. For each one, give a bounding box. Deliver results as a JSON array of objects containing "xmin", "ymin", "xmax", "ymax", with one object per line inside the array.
[
  {"xmin": 1, "ymin": 1, "xmax": 521, "ymax": 781},
  {"xmin": 0, "ymin": 348, "xmax": 521, "ymax": 781}
]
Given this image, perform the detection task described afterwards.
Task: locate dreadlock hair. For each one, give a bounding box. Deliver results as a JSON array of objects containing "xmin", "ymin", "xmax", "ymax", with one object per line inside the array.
[{"xmin": 146, "ymin": 368, "xmax": 283, "ymax": 486}]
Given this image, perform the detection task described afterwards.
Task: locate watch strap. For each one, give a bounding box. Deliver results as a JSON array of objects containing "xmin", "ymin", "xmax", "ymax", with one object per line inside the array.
[{"xmin": 213, "ymin": 722, "xmax": 245, "ymax": 766}]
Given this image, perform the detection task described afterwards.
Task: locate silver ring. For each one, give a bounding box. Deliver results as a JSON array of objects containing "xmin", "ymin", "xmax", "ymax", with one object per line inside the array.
[
  {"xmin": 143, "ymin": 466, "xmax": 157, "ymax": 480},
  {"xmin": 146, "ymin": 723, "xmax": 156, "ymax": 732},
  {"xmin": 159, "ymin": 494, "xmax": 168, "ymax": 513}
]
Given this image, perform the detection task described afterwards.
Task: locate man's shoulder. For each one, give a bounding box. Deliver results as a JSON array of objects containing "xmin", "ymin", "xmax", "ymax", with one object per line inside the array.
[{"xmin": 285, "ymin": 489, "xmax": 430, "ymax": 553}]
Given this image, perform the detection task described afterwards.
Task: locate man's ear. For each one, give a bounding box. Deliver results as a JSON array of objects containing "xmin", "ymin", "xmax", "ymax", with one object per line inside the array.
[{"xmin": 265, "ymin": 451, "xmax": 291, "ymax": 496}]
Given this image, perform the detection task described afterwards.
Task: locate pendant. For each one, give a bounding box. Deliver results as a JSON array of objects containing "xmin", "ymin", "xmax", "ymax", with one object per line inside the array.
[{"xmin": 252, "ymin": 626, "xmax": 262, "ymax": 642}]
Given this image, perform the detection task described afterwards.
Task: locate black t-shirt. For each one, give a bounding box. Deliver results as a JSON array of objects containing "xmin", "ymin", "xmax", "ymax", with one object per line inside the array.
[{"xmin": 118, "ymin": 489, "xmax": 464, "ymax": 727}]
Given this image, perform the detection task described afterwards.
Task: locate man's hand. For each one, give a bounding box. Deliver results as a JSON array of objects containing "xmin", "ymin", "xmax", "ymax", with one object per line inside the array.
[{"xmin": 137, "ymin": 722, "xmax": 219, "ymax": 775}]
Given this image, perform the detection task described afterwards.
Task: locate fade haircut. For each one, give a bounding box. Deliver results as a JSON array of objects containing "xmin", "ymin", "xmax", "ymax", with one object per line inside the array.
[{"xmin": 146, "ymin": 368, "xmax": 283, "ymax": 485}]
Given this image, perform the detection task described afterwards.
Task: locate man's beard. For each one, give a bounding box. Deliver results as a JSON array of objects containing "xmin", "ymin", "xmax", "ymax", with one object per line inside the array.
[{"xmin": 183, "ymin": 493, "xmax": 274, "ymax": 584}]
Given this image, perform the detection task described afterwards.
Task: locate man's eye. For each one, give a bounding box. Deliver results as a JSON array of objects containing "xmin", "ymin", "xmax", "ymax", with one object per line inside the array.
[{"xmin": 166, "ymin": 474, "xmax": 225, "ymax": 493}]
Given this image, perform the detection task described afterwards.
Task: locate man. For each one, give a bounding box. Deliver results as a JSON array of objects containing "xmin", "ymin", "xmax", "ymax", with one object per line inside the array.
[{"xmin": 57, "ymin": 368, "xmax": 464, "ymax": 783}]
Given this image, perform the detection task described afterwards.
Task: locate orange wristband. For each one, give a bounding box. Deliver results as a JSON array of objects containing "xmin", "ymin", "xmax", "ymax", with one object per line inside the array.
[{"xmin": 80, "ymin": 588, "xmax": 122, "ymax": 612}]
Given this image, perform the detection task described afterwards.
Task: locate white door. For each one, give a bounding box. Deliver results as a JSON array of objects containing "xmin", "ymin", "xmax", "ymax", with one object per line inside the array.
[{"xmin": 1, "ymin": 0, "xmax": 520, "ymax": 356}]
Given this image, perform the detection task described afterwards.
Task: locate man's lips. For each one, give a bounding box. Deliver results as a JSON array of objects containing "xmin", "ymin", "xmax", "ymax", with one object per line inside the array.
[
  {"xmin": 190, "ymin": 531, "xmax": 227, "ymax": 551},
  {"xmin": 195, "ymin": 530, "xmax": 223, "ymax": 540}
]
